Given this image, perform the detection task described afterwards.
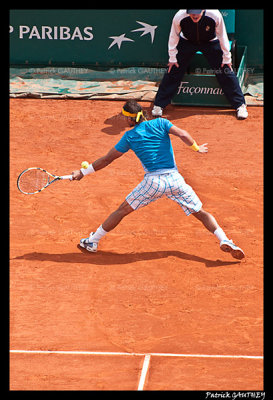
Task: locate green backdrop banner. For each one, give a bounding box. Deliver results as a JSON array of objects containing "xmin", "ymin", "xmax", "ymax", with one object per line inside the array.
[
  {"xmin": 9, "ymin": 9, "xmax": 175, "ymax": 67},
  {"xmin": 9, "ymin": 9, "xmax": 263, "ymax": 68}
]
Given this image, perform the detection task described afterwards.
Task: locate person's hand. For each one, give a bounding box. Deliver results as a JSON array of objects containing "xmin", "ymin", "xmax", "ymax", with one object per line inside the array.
[
  {"xmin": 221, "ymin": 63, "xmax": 233, "ymax": 71},
  {"xmin": 168, "ymin": 62, "xmax": 179, "ymax": 73},
  {"xmin": 72, "ymin": 169, "xmax": 84, "ymax": 180},
  {"xmin": 198, "ymin": 143, "xmax": 208, "ymax": 153}
]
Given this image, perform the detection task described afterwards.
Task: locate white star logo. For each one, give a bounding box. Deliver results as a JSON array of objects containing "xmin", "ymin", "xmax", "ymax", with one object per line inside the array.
[
  {"xmin": 131, "ymin": 21, "xmax": 158, "ymax": 43},
  {"xmin": 108, "ymin": 33, "xmax": 134, "ymax": 50}
]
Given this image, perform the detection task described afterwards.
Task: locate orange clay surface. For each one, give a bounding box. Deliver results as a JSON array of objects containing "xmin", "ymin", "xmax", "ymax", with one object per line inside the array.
[{"xmin": 10, "ymin": 99, "xmax": 263, "ymax": 390}]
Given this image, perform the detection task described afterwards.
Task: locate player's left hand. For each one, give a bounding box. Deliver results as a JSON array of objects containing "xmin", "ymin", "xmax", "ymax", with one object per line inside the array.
[
  {"xmin": 72, "ymin": 169, "xmax": 84, "ymax": 180},
  {"xmin": 198, "ymin": 143, "xmax": 208, "ymax": 153}
]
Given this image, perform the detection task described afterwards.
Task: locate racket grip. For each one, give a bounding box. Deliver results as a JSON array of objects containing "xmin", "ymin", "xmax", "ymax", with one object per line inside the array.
[{"xmin": 61, "ymin": 175, "xmax": 73, "ymax": 181}]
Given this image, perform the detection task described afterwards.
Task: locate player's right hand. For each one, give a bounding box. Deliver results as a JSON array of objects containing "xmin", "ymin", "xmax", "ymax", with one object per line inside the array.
[{"xmin": 72, "ymin": 169, "xmax": 84, "ymax": 180}]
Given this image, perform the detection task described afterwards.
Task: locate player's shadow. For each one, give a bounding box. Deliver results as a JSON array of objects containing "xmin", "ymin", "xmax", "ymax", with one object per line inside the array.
[
  {"xmin": 101, "ymin": 114, "xmax": 128, "ymax": 135},
  {"xmin": 162, "ymin": 105, "xmax": 234, "ymax": 121},
  {"xmin": 101, "ymin": 108, "xmax": 233, "ymax": 135},
  {"xmin": 101, "ymin": 106, "xmax": 154, "ymax": 135},
  {"xmin": 13, "ymin": 247, "xmax": 240, "ymax": 268},
  {"xmin": 101, "ymin": 103, "xmax": 233, "ymax": 136}
]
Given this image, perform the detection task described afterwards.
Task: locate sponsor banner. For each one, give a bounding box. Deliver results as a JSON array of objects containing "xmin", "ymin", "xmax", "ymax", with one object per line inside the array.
[
  {"xmin": 172, "ymin": 75, "xmax": 230, "ymax": 107},
  {"xmin": 9, "ymin": 9, "xmax": 174, "ymax": 66},
  {"xmin": 177, "ymin": 81, "xmax": 224, "ymax": 96}
]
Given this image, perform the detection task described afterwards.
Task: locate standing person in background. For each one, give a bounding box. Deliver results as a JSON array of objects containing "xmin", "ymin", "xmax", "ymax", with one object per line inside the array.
[{"xmin": 152, "ymin": 9, "xmax": 248, "ymax": 119}]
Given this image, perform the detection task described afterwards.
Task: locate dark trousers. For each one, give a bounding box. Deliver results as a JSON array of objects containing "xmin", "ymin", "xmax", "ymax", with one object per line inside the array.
[{"xmin": 154, "ymin": 38, "xmax": 245, "ymax": 109}]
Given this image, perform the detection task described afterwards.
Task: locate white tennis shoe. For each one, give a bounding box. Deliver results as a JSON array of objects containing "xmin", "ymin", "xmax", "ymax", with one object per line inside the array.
[
  {"xmin": 80, "ymin": 233, "xmax": 98, "ymax": 252},
  {"xmin": 220, "ymin": 239, "xmax": 245, "ymax": 260},
  {"xmin": 236, "ymin": 104, "xmax": 248, "ymax": 120}
]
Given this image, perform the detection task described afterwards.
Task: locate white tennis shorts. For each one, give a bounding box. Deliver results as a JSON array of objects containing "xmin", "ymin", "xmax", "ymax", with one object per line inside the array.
[{"xmin": 126, "ymin": 171, "xmax": 202, "ymax": 216}]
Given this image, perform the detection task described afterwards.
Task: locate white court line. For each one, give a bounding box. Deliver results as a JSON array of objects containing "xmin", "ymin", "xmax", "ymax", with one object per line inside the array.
[
  {"xmin": 137, "ymin": 355, "xmax": 151, "ymax": 391},
  {"xmin": 10, "ymin": 349, "xmax": 263, "ymax": 359}
]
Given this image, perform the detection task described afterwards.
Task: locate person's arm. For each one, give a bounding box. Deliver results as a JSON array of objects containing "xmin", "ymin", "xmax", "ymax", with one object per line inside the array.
[
  {"xmin": 169, "ymin": 125, "xmax": 208, "ymax": 153},
  {"xmin": 214, "ymin": 10, "xmax": 232, "ymax": 67},
  {"xmin": 168, "ymin": 10, "xmax": 184, "ymax": 71},
  {"xmin": 72, "ymin": 147, "xmax": 124, "ymax": 180}
]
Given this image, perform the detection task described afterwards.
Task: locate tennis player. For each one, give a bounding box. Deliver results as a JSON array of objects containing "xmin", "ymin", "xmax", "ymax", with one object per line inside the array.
[{"xmin": 72, "ymin": 100, "xmax": 245, "ymax": 260}]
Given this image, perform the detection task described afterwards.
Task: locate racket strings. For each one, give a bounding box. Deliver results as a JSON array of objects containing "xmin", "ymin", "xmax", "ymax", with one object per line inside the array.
[{"xmin": 18, "ymin": 169, "xmax": 49, "ymax": 194}]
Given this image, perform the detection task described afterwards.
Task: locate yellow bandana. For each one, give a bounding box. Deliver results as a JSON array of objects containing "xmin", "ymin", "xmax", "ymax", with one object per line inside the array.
[{"xmin": 122, "ymin": 108, "xmax": 146, "ymax": 122}]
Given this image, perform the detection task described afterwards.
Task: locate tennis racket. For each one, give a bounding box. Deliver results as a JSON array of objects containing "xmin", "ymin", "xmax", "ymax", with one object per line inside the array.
[{"xmin": 17, "ymin": 167, "xmax": 73, "ymax": 195}]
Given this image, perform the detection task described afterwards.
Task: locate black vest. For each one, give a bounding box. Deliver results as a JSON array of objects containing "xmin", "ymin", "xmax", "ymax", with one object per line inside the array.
[{"xmin": 180, "ymin": 11, "xmax": 217, "ymax": 43}]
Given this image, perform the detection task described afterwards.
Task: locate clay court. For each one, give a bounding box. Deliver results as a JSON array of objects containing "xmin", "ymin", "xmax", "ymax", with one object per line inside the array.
[{"xmin": 10, "ymin": 99, "xmax": 263, "ymax": 390}]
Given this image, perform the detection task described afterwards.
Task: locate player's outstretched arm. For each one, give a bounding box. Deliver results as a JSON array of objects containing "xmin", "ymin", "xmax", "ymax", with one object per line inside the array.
[
  {"xmin": 72, "ymin": 148, "xmax": 124, "ymax": 180},
  {"xmin": 169, "ymin": 125, "xmax": 208, "ymax": 153},
  {"xmin": 92, "ymin": 148, "xmax": 124, "ymax": 171}
]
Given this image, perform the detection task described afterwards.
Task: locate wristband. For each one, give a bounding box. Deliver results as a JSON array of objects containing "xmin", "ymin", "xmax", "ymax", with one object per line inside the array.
[
  {"xmin": 80, "ymin": 163, "xmax": 95, "ymax": 176},
  {"xmin": 190, "ymin": 141, "xmax": 199, "ymax": 152}
]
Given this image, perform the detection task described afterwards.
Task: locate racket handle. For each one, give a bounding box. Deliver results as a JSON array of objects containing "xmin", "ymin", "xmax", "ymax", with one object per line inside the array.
[{"xmin": 60, "ymin": 175, "xmax": 73, "ymax": 180}]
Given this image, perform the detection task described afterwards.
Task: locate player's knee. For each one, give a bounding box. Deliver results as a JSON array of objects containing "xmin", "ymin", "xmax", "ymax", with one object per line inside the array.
[
  {"xmin": 116, "ymin": 200, "xmax": 134, "ymax": 217},
  {"xmin": 192, "ymin": 208, "xmax": 205, "ymax": 219}
]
